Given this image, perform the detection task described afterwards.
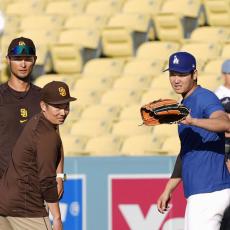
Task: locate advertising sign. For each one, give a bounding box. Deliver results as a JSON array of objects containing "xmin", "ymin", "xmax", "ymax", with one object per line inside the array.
[
  {"xmin": 50, "ymin": 175, "xmax": 86, "ymax": 230},
  {"xmin": 109, "ymin": 174, "xmax": 186, "ymax": 230}
]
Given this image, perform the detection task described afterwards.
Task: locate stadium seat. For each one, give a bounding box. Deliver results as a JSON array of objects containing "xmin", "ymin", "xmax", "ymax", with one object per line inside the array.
[
  {"xmin": 152, "ymin": 124, "xmax": 178, "ymax": 142},
  {"xmin": 101, "ymin": 88, "xmax": 143, "ymax": 106},
  {"xmin": 73, "ymin": 76, "xmax": 114, "ymax": 92},
  {"xmin": 136, "ymin": 41, "xmax": 180, "ymax": 61},
  {"xmin": 45, "ymin": 0, "xmax": 84, "ymax": 17},
  {"xmin": 85, "ymin": 0, "xmax": 123, "ymax": 16},
  {"xmin": 51, "ymin": 44, "xmax": 83, "ymax": 74},
  {"xmin": 20, "ymin": 15, "xmax": 63, "ymax": 30},
  {"xmin": 150, "ymin": 73, "xmax": 173, "ymax": 90},
  {"xmin": 113, "ymin": 74, "xmax": 152, "ymax": 90},
  {"xmin": 154, "ymin": 13, "xmax": 184, "ymax": 41},
  {"xmin": 70, "ymin": 119, "xmax": 113, "ymax": 138},
  {"xmin": 102, "ymin": 13, "xmax": 152, "ymax": 57},
  {"xmin": 80, "ymin": 104, "xmax": 120, "ymax": 121},
  {"xmin": 157, "ymin": 135, "xmax": 181, "ymax": 155},
  {"xmin": 51, "ymin": 28, "xmax": 101, "ymax": 73},
  {"xmin": 189, "ymin": 26, "xmax": 230, "ymax": 43},
  {"xmin": 112, "ymin": 120, "xmax": 152, "ymax": 138},
  {"xmin": 64, "ymin": 14, "xmax": 108, "ymax": 31},
  {"xmin": 122, "ymin": 0, "xmax": 164, "ymax": 39},
  {"xmin": 203, "ymin": 59, "xmax": 226, "ymax": 74},
  {"xmin": 61, "ymin": 135, "xmax": 88, "ymax": 156},
  {"xmin": 120, "ymin": 134, "xmax": 162, "ymax": 155},
  {"xmin": 72, "ymin": 88, "xmax": 103, "ymax": 107},
  {"xmin": 203, "ymin": 0, "xmax": 230, "ymax": 26},
  {"xmin": 6, "ymin": 1, "xmax": 44, "ymax": 16},
  {"xmin": 198, "ymin": 73, "xmax": 221, "ymax": 91},
  {"xmin": 82, "ymin": 58, "xmax": 125, "ymax": 79},
  {"xmin": 119, "ymin": 104, "xmax": 142, "ymax": 121},
  {"xmin": 221, "ymin": 43, "xmax": 230, "ymax": 59},
  {"xmin": 122, "ymin": 58, "xmax": 165, "ymax": 77},
  {"xmin": 180, "ymin": 42, "xmax": 222, "ymax": 71},
  {"xmin": 57, "ymin": 29, "xmax": 101, "ymax": 51},
  {"xmin": 34, "ymin": 74, "xmax": 77, "ymax": 88},
  {"xmin": 154, "ymin": 0, "xmax": 202, "ymax": 41},
  {"xmin": 122, "ymin": 0, "xmax": 164, "ymax": 15},
  {"xmin": 84, "ymin": 134, "xmax": 122, "ymax": 155},
  {"xmin": 141, "ymin": 88, "xmax": 180, "ymax": 104},
  {"xmin": 2, "ymin": 16, "xmax": 20, "ymax": 35},
  {"xmin": 160, "ymin": 0, "xmax": 201, "ymax": 17}
]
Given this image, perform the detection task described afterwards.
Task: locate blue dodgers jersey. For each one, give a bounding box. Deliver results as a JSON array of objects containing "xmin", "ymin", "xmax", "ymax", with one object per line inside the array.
[{"xmin": 179, "ymin": 86, "xmax": 230, "ymax": 198}]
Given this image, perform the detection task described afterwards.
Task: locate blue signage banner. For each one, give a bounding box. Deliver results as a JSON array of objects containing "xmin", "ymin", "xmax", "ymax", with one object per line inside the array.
[{"xmin": 51, "ymin": 175, "xmax": 86, "ymax": 230}]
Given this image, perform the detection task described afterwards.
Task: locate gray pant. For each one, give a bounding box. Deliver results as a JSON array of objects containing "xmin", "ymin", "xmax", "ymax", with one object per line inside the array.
[{"xmin": 0, "ymin": 216, "xmax": 52, "ymax": 230}]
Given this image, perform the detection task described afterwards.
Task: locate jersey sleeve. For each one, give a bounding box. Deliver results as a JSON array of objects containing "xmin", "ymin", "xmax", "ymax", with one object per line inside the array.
[
  {"xmin": 200, "ymin": 91, "xmax": 224, "ymax": 118},
  {"xmin": 36, "ymin": 131, "xmax": 61, "ymax": 203}
]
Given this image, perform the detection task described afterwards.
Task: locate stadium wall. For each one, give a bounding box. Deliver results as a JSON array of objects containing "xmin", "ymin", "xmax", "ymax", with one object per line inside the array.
[{"xmin": 60, "ymin": 156, "xmax": 186, "ymax": 230}]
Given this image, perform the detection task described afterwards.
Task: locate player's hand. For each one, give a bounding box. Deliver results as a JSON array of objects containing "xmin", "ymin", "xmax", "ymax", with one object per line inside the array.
[
  {"xmin": 52, "ymin": 217, "xmax": 63, "ymax": 230},
  {"xmin": 56, "ymin": 177, "xmax": 64, "ymax": 200},
  {"xmin": 157, "ymin": 191, "xmax": 171, "ymax": 214},
  {"xmin": 180, "ymin": 113, "xmax": 193, "ymax": 125}
]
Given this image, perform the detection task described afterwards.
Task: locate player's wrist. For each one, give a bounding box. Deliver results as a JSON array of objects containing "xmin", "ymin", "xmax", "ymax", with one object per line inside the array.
[{"xmin": 56, "ymin": 173, "xmax": 66, "ymax": 181}]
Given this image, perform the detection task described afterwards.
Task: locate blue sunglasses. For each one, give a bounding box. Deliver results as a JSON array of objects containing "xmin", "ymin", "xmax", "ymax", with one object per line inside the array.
[{"xmin": 10, "ymin": 45, "xmax": 35, "ymax": 56}]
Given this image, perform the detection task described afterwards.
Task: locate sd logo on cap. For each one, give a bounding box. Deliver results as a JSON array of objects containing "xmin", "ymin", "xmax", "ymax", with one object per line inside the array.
[{"xmin": 41, "ymin": 81, "xmax": 76, "ymax": 105}]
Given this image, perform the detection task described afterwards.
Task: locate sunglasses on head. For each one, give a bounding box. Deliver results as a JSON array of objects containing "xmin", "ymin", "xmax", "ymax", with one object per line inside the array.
[{"xmin": 10, "ymin": 45, "xmax": 35, "ymax": 56}]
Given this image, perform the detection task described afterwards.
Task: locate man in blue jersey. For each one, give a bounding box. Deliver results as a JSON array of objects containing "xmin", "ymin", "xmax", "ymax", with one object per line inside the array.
[{"xmin": 157, "ymin": 52, "xmax": 230, "ymax": 230}]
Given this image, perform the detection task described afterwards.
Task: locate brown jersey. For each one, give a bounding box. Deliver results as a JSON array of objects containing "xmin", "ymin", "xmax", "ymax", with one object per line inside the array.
[
  {"xmin": 0, "ymin": 113, "xmax": 61, "ymax": 217},
  {"xmin": 0, "ymin": 83, "xmax": 41, "ymax": 177}
]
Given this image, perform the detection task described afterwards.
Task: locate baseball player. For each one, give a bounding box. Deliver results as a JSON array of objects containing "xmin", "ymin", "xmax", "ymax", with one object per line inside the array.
[
  {"xmin": 0, "ymin": 81, "xmax": 76, "ymax": 230},
  {"xmin": 215, "ymin": 59, "xmax": 230, "ymax": 100},
  {"xmin": 157, "ymin": 52, "xmax": 230, "ymax": 230},
  {"xmin": 215, "ymin": 60, "xmax": 230, "ymax": 171},
  {"xmin": 0, "ymin": 37, "xmax": 64, "ymax": 198}
]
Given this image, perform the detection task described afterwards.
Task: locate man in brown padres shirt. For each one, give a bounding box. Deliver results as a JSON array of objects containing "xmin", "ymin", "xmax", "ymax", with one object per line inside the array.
[
  {"xmin": 0, "ymin": 81, "xmax": 76, "ymax": 230},
  {"xmin": 0, "ymin": 37, "xmax": 64, "ymax": 199}
]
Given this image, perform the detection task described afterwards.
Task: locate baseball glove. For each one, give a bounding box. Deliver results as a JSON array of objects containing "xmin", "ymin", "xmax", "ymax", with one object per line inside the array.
[{"xmin": 140, "ymin": 99, "xmax": 189, "ymax": 126}]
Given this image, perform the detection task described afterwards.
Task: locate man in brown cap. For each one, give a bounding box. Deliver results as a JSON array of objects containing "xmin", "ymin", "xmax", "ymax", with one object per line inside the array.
[
  {"xmin": 0, "ymin": 37, "xmax": 64, "ymax": 199},
  {"xmin": 0, "ymin": 81, "xmax": 76, "ymax": 230}
]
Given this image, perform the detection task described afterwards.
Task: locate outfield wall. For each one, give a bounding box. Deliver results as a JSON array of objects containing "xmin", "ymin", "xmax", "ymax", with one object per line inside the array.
[{"xmin": 60, "ymin": 156, "xmax": 186, "ymax": 230}]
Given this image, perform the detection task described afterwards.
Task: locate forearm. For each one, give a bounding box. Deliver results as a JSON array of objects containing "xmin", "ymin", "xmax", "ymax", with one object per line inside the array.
[
  {"xmin": 182, "ymin": 111, "xmax": 230, "ymax": 132},
  {"xmin": 47, "ymin": 202, "xmax": 61, "ymax": 220},
  {"xmin": 163, "ymin": 178, "xmax": 181, "ymax": 195},
  {"xmin": 189, "ymin": 117, "xmax": 230, "ymax": 132}
]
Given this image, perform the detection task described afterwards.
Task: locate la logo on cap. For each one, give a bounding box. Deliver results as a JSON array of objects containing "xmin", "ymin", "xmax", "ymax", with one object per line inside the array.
[
  {"xmin": 18, "ymin": 41, "xmax": 26, "ymax": 46},
  {"xmin": 58, "ymin": 87, "xmax": 66, "ymax": 97},
  {"xmin": 173, "ymin": 55, "xmax": 179, "ymax": 65}
]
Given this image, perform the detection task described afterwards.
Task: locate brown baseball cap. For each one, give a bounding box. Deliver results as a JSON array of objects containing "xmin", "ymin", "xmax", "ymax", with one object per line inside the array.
[
  {"xmin": 41, "ymin": 81, "xmax": 76, "ymax": 105},
  {"xmin": 7, "ymin": 37, "xmax": 36, "ymax": 56}
]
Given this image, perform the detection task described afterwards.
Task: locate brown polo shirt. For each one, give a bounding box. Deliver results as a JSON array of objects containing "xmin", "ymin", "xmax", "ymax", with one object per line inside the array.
[
  {"xmin": 0, "ymin": 83, "xmax": 41, "ymax": 177},
  {"xmin": 0, "ymin": 113, "xmax": 61, "ymax": 217}
]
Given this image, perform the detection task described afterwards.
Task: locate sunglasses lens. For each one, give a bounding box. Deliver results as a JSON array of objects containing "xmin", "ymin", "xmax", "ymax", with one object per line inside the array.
[{"xmin": 11, "ymin": 45, "xmax": 35, "ymax": 56}]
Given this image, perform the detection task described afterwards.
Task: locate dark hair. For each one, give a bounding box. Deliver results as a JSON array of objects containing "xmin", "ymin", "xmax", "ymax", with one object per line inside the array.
[{"xmin": 220, "ymin": 204, "xmax": 230, "ymax": 230}]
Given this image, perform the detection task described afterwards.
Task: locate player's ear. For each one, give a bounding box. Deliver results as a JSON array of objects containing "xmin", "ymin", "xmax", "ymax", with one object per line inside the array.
[
  {"xmin": 40, "ymin": 101, "xmax": 46, "ymax": 112},
  {"xmin": 6, "ymin": 56, "xmax": 10, "ymax": 64},
  {"xmin": 192, "ymin": 70, "xmax": 198, "ymax": 82}
]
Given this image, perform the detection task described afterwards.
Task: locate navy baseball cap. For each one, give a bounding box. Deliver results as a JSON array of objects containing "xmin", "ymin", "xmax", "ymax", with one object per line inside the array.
[{"xmin": 164, "ymin": 51, "xmax": 196, "ymax": 73}]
